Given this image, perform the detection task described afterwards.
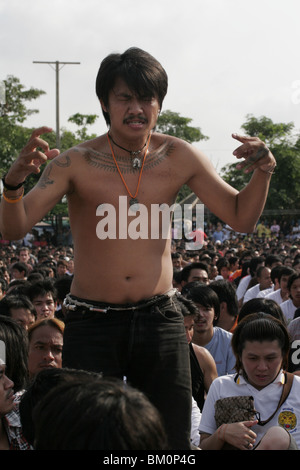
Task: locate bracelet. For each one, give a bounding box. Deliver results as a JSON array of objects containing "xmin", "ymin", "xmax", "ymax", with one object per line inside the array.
[
  {"xmin": 2, "ymin": 173, "xmax": 25, "ymax": 190},
  {"xmin": 2, "ymin": 188, "xmax": 24, "ymax": 204}
]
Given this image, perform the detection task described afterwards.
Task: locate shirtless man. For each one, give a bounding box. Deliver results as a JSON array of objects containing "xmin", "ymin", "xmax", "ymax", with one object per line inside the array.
[{"xmin": 0, "ymin": 47, "xmax": 276, "ymax": 449}]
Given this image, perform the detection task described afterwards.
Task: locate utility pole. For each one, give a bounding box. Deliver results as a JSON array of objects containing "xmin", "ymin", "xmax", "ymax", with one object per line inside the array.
[{"xmin": 33, "ymin": 60, "xmax": 80, "ymax": 149}]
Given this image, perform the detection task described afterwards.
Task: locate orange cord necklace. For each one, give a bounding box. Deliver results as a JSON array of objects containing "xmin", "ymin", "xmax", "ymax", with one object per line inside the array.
[{"xmin": 107, "ymin": 132, "xmax": 151, "ymax": 211}]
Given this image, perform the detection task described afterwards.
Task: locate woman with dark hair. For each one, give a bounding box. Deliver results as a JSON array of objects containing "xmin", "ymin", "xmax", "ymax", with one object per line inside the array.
[
  {"xmin": 0, "ymin": 315, "xmax": 28, "ymax": 392},
  {"xmin": 199, "ymin": 313, "xmax": 300, "ymax": 450}
]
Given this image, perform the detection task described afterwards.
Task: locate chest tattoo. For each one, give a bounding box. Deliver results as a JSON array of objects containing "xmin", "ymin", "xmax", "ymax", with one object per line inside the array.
[{"xmin": 81, "ymin": 140, "xmax": 176, "ymax": 174}]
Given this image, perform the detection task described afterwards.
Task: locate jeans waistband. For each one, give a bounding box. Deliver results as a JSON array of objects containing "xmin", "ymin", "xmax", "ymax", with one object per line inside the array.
[{"xmin": 63, "ymin": 289, "xmax": 178, "ymax": 313}]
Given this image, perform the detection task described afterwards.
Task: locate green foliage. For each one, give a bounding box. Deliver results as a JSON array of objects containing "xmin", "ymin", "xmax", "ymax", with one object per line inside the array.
[
  {"xmin": 0, "ymin": 76, "xmax": 46, "ymax": 173},
  {"xmin": 68, "ymin": 113, "xmax": 98, "ymax": 141},
  {"xmin": 221, "ymin": 114, "xmax": 300, "ymax": 212},
  {"xmin": 156, "ymin": 110, "xmax": 208, "ymax": 144}
]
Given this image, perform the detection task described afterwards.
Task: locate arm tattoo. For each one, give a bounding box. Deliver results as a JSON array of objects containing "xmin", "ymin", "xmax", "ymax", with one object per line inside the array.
[{"xmin": 37, "ymin": 156, "xmax": 71, "ymax": 189}]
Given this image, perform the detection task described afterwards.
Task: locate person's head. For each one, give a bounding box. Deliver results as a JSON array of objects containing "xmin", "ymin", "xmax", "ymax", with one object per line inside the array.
[
  {"xmin": 228, "ymin": 256, "xmax": 239, "ymax": 272},
  {"xmin": 265, "ymin": 254, "xmax": 283, "ymax": 269},
  {"xmin": 171, "ymin": 252, "xmax": 183, "ymax": 270},
  {"xmin": 33, "ymin": 377, "xmax": 169, "ymax": 450},
  {"xmin": 292, "ymin": 258, "xmax": 300, "ymax": 273},
  {"xmin": 209, "ymin": 279, "xmax": 238, "ymax": 320},
  {"xmin": 180, "ymin": 262, "xmax": 209, "ymax": 286},
  {"xmin": 287, "ymin": 272, "xmax": 300, "ymax": 306},
  {"xmin": 277, "ymin": 267, "xmax": 296, "ymax": 295},
  {"xmin": 0, "ymin": 315, "xmax": 29, "ymax": 392},
  {"xmin": 185, "ymin": 284, "xmax": 220, "ymax": 336},
  {"xmin": 96, "ymin": 47, "xmax": 168, "ymax": 127},
  {"xmin": 18, "ymin": 248, "xmax": 31, "ymax": 264},
  {"xmin": 232, "ymin": 313, "xmax": 290, "ymax": 390},
  {"xmin": 176, "ymin": 294, "xmax": 198, "ymax": 344},
  {"xmin": 0, "ymin": 294, "xmax": 36, "ymax": 330},
  {"xmin": 10, "ymin": 261, "xmax": 28, "ymax": 280},
  {"xmin": 238, "ymin": 297, "xmax": 286, "ymax": 325},
  {"xmin": 27, "ymin": 318, "xmax": 64, "ymax": 379},
  {"xmin": 54, "ymin": 275, "xmax": 73, "ymax": 308},
  {"xmin": 19, "ymin": 367, "xmax": 102, "ymax": 446},
  {"xmin": 0, "ymin": 362, "xmax": 15, "ymax": 418},
  {"xmin": 26, "ymin": 279, "xmax": 57, "ymax": 320},
  {"xmin": 256, "ymin": 266, "xmax": 272, "ymax": 290},
  {"xmin": 216, "ymin": 258, "xmax": 230, "ymax": 279},
  {"xmin": 249, "ymin": 256, "xmax": 265, "ymax": 277},
  {"xmin": 56, "ymin": 260, "xmax": 68, "ymax": 277},
  {"xmin": 0, "ymin": 278, "xmax": 7, "ymax": 299}
]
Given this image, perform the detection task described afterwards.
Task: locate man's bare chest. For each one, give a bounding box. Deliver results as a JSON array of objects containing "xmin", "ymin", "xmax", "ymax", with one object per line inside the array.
[{"xmin": 71, "ymin": 142, "xmax": 186, "ymax": 207}]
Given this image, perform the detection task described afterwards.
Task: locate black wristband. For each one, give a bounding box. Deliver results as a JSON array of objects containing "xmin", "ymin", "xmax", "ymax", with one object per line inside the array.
[{"xmin": 2, "ymin": 174, "xmax": 25, "ymax": 191}]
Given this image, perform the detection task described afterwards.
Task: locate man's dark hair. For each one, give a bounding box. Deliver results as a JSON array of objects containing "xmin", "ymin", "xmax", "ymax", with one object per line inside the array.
[
  {"xmin": 96, "ymin": 47, "xmax": 168, "ymax": 126},
  {"xmin": 26, "ymin": 279, "xmax": 57, "ymax": 303},
  {"xmin": 185, "ymin": 284, "xmax": 220, "ymax": 325},
  {"xmin": 210, "ymin": 279, "xmax": 238, "ymax": 318},
  {"xmin": 180, "ymin": 262, "xmax": 209, "ymax": 283}
]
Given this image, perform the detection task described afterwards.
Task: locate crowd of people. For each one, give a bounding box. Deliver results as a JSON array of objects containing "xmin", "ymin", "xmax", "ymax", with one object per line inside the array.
[{"xmin": 0, "ymin": 217, "xmax": 300, "ymax": 450}]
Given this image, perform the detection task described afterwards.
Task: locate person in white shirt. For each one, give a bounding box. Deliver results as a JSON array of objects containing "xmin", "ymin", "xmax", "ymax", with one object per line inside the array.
[
  {"xmin": 199, "ymin": 313, "xmax": 299, "ymax": 450},
  {"xmin": 266, "ymin": 266, "xmax": 295, "ymax": 305},
  {"xmin": 243, "ymin": 266, "xmax": 273, "ymax": 304},
  {"xmin": 236, "ymin": 256, "xmax": 265, "ymax": 304},
  {"xmin": 281, "ymin": 273, "xmax": 300, "ymax": 324}
]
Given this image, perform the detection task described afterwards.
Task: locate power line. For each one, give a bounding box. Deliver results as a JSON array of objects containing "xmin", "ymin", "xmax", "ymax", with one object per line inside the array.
[{"xmin": 33, "ymin": 60, "xmax": 80, "ymax": 149}]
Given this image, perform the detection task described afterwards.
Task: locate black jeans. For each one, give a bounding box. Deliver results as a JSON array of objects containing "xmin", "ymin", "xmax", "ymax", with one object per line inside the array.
[{"xmin": 62, "ymin": 292, "xmax": 192, "ymax": 450}]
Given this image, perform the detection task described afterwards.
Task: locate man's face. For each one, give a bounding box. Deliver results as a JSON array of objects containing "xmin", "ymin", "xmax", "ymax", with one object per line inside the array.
[
  {"xmin": 280, "ymin": 275, "xmax": 291, "ymax": 295},
  {"xmin": 19, "ymin": 250, "xmax": 30, "ymax": 263},
  {"xmin": 172, "ymin": 257, "xmax": 182, "ymax": 269},
  {"xmin": 103, "ymin": 77, "xmax": 160, "ymax": 138},
  {"xmin": 10, "ymin": 308, "xmax": 36, "ymax": 330},
  {"xmin": 187, "ymin": 269, "xmax": 209, "ymax": 285},
  {"xmin": 57, "ymin": 264, "xmax": 67, "ymax": 276},
  {"xmin": 193, "ymin": 303, "xmax": 216, "ymax": 335},
  {"xmin": 11, "ymin": 268, "xmax": 25, "ymax": 280},
  {"xmin": 0, "ymin": 365, "xmax": 15, "ymax": 417},
  {"xmin": 184, "ymin": 315, "xmax": 194, "ymax": 344},
  {"xmin": 32, "ymin": 293, "xmax": 56, "ymax": 320},
  {"xmin": 258, "ymin": 268, "xmax": 272, "ymax": 290},
  {"xmin": 28, "ymin": 325, "xmax": 63, "ymax": 378},
  {"xmin": 290, "ymin": 278, "xmax": 300, "ymax": 306}
]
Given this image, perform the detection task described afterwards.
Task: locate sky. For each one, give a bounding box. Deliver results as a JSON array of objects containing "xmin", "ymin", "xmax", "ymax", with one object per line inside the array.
[{"xmin": 1, "ymin": 0, "xmax": 300, "ymax": 171}]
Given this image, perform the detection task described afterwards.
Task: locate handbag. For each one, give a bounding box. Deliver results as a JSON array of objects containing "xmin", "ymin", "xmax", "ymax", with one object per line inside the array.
[
  {"xmin": 214, "ymin": 372, "xmax": 294, "ymax": 449},
  {"xmin": 214, "ymin": 395, "xmax": 257, "ymax": 428}
]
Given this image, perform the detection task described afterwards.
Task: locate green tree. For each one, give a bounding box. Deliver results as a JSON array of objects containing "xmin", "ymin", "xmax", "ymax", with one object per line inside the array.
[
  {"xmin": 221, "ymin": 114, "xmax": 300, "ymax": 212},
  {"xmin": 68, "ymin": 113, "xmax": 98, "ymax": 141},
  {"xmin": 156, "ymin": 110, "xmax": 209, "ymax": 201},
  {"xmin": 0, "ymin": 76, "xmax": 101, "ymax": 232},
  {"xmin": 0, "ymin": 75, "xmax": 46, "ymax": 171}
]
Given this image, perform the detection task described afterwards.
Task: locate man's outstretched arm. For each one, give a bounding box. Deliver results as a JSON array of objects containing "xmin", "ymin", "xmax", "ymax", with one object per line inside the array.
[
  {"xmin": 187, "ymin": 134, "xmax": 276, "ymax": 234},
  {"xmin": 0, "ymin": 127, "xmax": 68, "ymax": 240}
]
